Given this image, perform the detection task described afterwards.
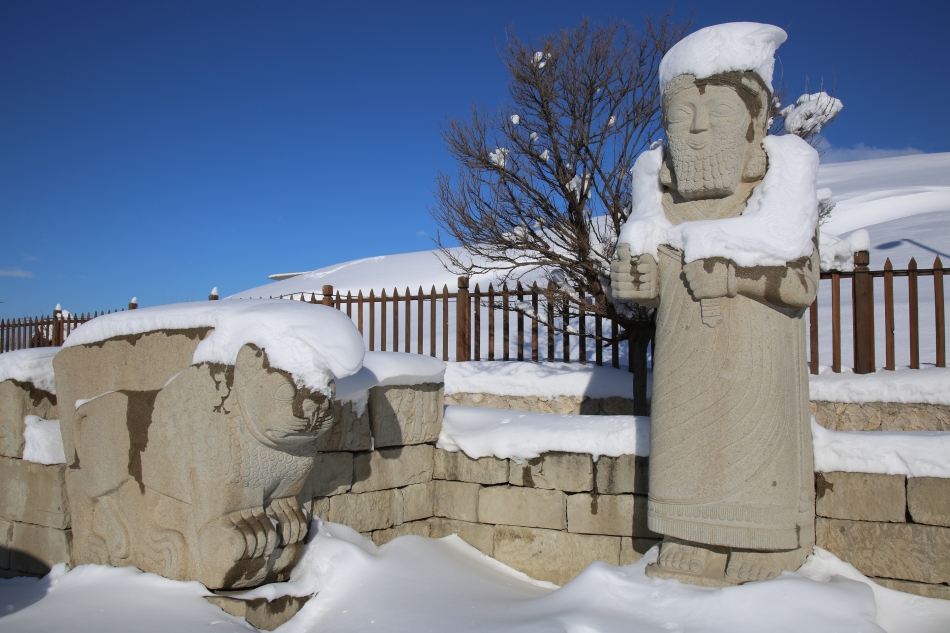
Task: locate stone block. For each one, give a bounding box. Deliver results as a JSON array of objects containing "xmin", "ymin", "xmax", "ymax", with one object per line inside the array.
[
  {"xmin": 567, "ymin": 493, "xmax": 633, "ymax": 536},
  {"xmin": 396, "ymin": 482, "xmax": 434, "ymax": 524},
  {"xmin": 595, "ymin": 455, "xmax": 648, "ymax": 495},
  {"xmin": 434, "ymin": 449, "xmax": 508, "ymax": 484},
  {"xmin": 817, "ymin": 517, "xmax": 950, "ymax": 584},
  {"xmin": 433, "ymin": 480, "xmax": 481, "ymax": 523},
  {"xmin": 9, "ymin": 521, "xmax": 71, "ymax": 574},
  {"xmin": 206, "ymin": 595, "xmax": 311, "ymax": 631},
  {"xmin": 369, "ymin": 383, "xmax": 443, "ymax": 447},
  {"xmin": 0, "ymin": 380, "xmax": 57, "ymax": 459},
  {"xmin": 871, "ymin": 576, "xmax": 950, "ymax": 600},
  {"xmin": 311, "ymin": 497, "xmax": 330, "ymax": 521},
  {"xmin": 368, "ymin": 520, "xmax": 432, "ymax": 546},
  {"xmin": 632, "ymin": 495, "xmax": 661, "ymax": 538},
  {"xmin": 316, "ymin": 400, "xmax": 372, "ymax": 452},
  {"xmin": 812, "ymin": 400, "xmax": 950, "ymax": 432},
  {"xmin": 328, "ymin": 490, "xmax": 398, "ymax": 533},
  {"xmin": 816, "ymin": 472, "xmax": 906, "ymax": 523},
  {"xmin": 620, "ymin": 537, "xmax": 661, "ymax": 565},
  {"xmin": 492, "ymin": 525, "xmax": 620, "ymax": 585},
  {"xmin": 478, "ymin": 486, "xmax": 566, "ymax": 530},
  {"xmin": 428, "ymin": 518, "xmax": 494, "ymax": 556},
  {"xmin": 0, "ymin": 456, "xmax": 69, "ymax": 529},
  {"xmin": 508, "ymin": 452, "xmax": 593, "ymax": 492},
  {"xmin": 0, "ymin": 518, "xmax": 12, "ymax": 568},
  {"xmin": 351, "ymin": 444, "xmax": 433, "ymax": 493},
  {"xmin": 310, "ymin": 452, "xmax": 353, "ymax": 497},
  {"xmin": 907, "ymin": 477, "xmax": 950, "ymax": 527}
]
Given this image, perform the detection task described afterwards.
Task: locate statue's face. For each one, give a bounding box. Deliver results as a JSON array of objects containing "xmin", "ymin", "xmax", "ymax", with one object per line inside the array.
[{"xmin": 664, "ymin": 82, "xmax": 753, "ymax": 200}]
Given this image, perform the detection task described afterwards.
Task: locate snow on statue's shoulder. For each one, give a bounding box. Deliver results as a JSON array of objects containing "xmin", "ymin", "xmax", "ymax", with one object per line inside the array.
[
  {"xmin": 0, "ymin": 346, "xmax": 59, "ymax": 394},
  {"xmin": 619, "ymin": 135, "xmax": 819, "ymax": 267},
  {"xmin": 659, "ymin": 22, "xmax": 787, "ymax": 93},
  {"xmin": 63, "ymin": 300, "xmax": 365, "ymax": 396}
]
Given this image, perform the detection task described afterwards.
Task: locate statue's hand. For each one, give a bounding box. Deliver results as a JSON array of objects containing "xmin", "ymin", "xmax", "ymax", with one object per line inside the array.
[
  {"xmin": 611, "ymin": 243, "xmax": 658, "ymax": 301},
  {"xmin": 683, "ymin": 258, "xmax": 735, "ymax": 300}
]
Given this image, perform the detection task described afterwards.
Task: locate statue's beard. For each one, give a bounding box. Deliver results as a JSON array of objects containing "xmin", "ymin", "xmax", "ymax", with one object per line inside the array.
[{"xmin": 668, "ymin": 130, "xmax": 746, "ymax": 200}]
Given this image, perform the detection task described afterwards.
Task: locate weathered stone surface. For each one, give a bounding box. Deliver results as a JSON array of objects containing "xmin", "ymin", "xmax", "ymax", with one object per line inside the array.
[
  {"xmin": 493, "ymin": 525, "xmax": 620, "ymax": 585},
  {"xmin": 433, "ymin": 449, "xmax": 508, "ymax": 484},
  {"xmin": 815, "ymin": 472, "xmax": 906, "ymax": 523},
  {"xmin": 310, "ymin": 451, "xmax": 353, "ymax": 497},
  {"xmin": 0, "ymin": 379, "xmax": 57, "ymax": 459},
  {"xmin": 0, "ymin": 518, "xmax": 12, "ymax": 569},
  {"xmin": 329, "ymin": 490, "xmax": 398, "ymax": 533},
  {"xmin": 317, "ymin": 400, "xmax": 372, "ymax": 452},
  {"xmin": 621, "ymin": 537, "xmax": 661, "ymax": 565},
  {"xmin": 907, "ymin": 477, "xmax": 950, "ymax": 527},
  {"xmin": 509, "ymin": 452, "xmax": 593, "ymax": 492},
  {"xmin": 369, "ymin": 383, "xmax": 443, "ymax": 447},
  {"xmin": 812, "ymin": 400, "xmax": 950, "ymax": 432},
  {"xmin": 9, "ymin": 521, "xmax": 71, "ymax": 574},
  {"xmin": 871, "ymin": 576, "xmax": 950, "ymax": 600},
  {"xmin": 567, "ymin": 493, "xmax": 633, "ymax": 537},
  {"xmin": 817, "ymin": 518, "xmax": 950, "ymax": 584},
  {"xmin": 311, "ymin": 497, "xmax": 330, "ymax": 521},
  {"xmin": 0, "ymin": 456, "xmax": 70, "ymax": 529},
  {"xmin": 595, "ymin": 455, "xmax": 648, "ymax": 494},
  {"xmin": 444, "ymin": 392, "xmax": 634, "ymax": 416},
  {"xmin": 206, "ymin": 594, "xmax": 311, "ymax": 631},
  {"xmin": 396, "ymin": 482, "xmax": 434, "ymax": 524},
  {"xmin": 428, "ymin": 518, "xmax": 495, "ymax": 556},
  {"xmin": 62, "ymin": 343, "xmax": 332, "ymax": 590},
  {"xmin": 478, "ymin": 486, "xmax": 566, "ymax": 530},
  {"xmin": 433, "ymin": 480, "xmax": 480, "ymax": 523},
  {"xmin": 352, "ymin": 445, "xmax": 433, "ymax": 493},
  {"xmin": 633, "ymin": 495, "xmax": 661, "ymax": 538},
  {"xmin": 368, "ymin": 520, "xmax": 431, "ymax": 546}
]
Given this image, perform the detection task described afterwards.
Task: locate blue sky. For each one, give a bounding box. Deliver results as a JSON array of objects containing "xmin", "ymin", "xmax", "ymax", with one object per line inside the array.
[{"xmin": 1, "ymin": 0, "xmax": 947, "ymax": 318}]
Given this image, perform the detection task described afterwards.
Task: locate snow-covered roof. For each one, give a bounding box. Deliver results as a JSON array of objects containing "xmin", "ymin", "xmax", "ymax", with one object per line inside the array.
[
  {"xmin": 63, "ymin": 300, "xmax": 365, "ymax": 395},
  {"xmin": 0, "ymin": 347, "xmax": 59, "ymax": 394},
  {"xmin": 659, "ymin": 22, "xmax": 786, "ymax": 94}
]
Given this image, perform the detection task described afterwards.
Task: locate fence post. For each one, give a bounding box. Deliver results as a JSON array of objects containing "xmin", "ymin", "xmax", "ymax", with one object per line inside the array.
[
  {"xmin": 52, "ymin": 305, "xmax": 63, "ymax": 347},
  {"xmin": 456, "ymin": 276, "xmax": 470, "ymax": 362},
  {"xmin": 129, "ymin": 297, "xmax": 138, "ymax": 310},
  {"xmin": 208, "ymin": 287, "xmax": 219, "ymax": 301},
  {"xmin": 852, "ymin": 250, "xmax": 875, "ymax": 374},
  {"xmin": 322, "ymin": 285, "xmax": 333, "ymax": 307}
]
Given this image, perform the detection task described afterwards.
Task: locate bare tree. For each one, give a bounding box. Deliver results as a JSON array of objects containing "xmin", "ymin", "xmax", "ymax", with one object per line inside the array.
[{"xmin": 431, "ymin": 16, "xmax": 690, "ymax": 413}]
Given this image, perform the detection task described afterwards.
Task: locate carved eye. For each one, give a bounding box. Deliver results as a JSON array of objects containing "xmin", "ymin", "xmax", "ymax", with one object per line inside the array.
[
  {"xmin": 710, "ymin": 103, "xmax": 738, "ymax": 117},
  {"xmin": 667, "ymin": 106, "xmax": 692, "ymax": 124},
  {"xmin": 273, "ymin": 383, "xmax": 296, "ymax": 401}
]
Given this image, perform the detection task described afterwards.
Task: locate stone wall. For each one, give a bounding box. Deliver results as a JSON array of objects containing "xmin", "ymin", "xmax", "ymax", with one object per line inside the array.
[
  {"xmin": 812, "ymin": 400, "xmax": 950, "ymax": 431},
  {"xmin": 0, "ymin": 379, "xmax": 70, "ymax": 577},
  {"xmin": 445, "ymin": 392, "xmax": 635, "ymax": 415},
  {"xmin": 816, "ymin": 471, "xmax": 950, "ymax": 599}
]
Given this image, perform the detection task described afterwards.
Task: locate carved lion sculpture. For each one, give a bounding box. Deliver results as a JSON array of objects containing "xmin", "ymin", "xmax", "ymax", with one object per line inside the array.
[{"xmin": 72, "ymin": 344, "xmax": 332, "ymax": 589}]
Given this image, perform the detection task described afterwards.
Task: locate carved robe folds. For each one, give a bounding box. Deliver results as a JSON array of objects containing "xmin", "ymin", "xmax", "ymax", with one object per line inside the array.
[{"xmin": 647, "ymin": 204, "xmax": 819, "ymax": 552}]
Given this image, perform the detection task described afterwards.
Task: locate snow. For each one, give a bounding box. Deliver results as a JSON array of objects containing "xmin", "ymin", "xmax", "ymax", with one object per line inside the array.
[
  {"xmin": 63, "ymin": 300, "xmax": 365, "ymax": 396},
  {"xmin": 619, "ymin": 135, "xmax": 820, "ymax": 267},
  {"xmin": 812, "ymin": 418, "xmax": 950, "ymax": 478},
  {"xmin": 510, "ymin": 115, "xmax": 520, "ymax": 125},
  {"xmin": 489, "ymin": 148, "xmax": 509, "ymax": 168},
  {"xmin": 445, "ymin": 360, "xmax": 641, "ymax": 399},
  {"xmin": 336, "ymin": 352, "xmax": 445, "ymax": 415},
  {"xmin": 818, "ymin": 228, "xmax": 870, "ymax": 272},
  {"xmin": 0, "ymin": 347, "xmax": 59, "ymax": 394},
  {"xmin": 810, "ymin": 365, "xmax": 950, "ymax": 405},
  {"xmin": 0, "ymin": 563, "xmax": 249, "ymax": 633},
  {"xmin": 659, "ymin": 23, "xmax": 787, "ymax": 94},
  {"xmin": 781, "ymin": 92, "xmax": 844, "ymax": 138},
  {"xmin": 439, "ymin": 405, "xmax": 649, "ymax": 461},
  {"xmin": 21, "ymin": 415, "xmax": 65, "ymax": 465}
]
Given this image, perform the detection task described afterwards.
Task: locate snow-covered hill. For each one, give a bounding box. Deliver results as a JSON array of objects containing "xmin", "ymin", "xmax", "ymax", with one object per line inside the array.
[{"xmin": 232, "ymin": 153, "xmax": 950, "ymax": 299}]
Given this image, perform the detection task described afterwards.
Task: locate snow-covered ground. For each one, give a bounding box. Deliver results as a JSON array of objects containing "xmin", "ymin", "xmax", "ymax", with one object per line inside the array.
[{"xmin": 3, "ymin": 522, "xmax": 949, "ymax": 633}]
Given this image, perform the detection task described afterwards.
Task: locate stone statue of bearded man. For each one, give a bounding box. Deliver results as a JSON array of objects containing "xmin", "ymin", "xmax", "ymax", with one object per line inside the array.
[{"xmin": 611, "ymin": 24, "xmax": 820, "ymax": 585}]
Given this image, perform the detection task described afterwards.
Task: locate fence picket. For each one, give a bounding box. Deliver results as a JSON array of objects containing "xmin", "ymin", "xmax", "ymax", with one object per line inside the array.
[
  {"xmin": 935, "ymin": 257, "xmax": 945, "ymax": 368},
  {"xmin": 909, "ymin": 258, "xmax": 919, "ymax": 369},
  {"xmin": 884, "ymin": 259, "xmax": 895, "ymax": 371}
]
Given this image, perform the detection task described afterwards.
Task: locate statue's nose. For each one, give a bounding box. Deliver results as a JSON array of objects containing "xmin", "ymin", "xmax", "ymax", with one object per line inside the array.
[{"xmin": 690, "ymin": 106, "xmax": 710, "ymax": 133}]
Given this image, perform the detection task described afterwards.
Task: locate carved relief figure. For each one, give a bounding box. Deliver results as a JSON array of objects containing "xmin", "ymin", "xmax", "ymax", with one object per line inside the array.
[
  {"xmin": 72, "ymin": 344, "xmax": 333, "ymax": 589},
  {"xmin": 611, "ymin": 25, "xmax": 819, "ymax": 584}
]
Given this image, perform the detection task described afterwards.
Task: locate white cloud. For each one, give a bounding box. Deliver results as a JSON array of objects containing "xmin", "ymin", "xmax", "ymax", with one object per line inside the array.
[
  {"xmin": 820, "ymin": 142, "xmax": 924, "ymax": 164},
  {"xmin": 0, "ymin": 268, "xmax": 34, "ymax": 278}
]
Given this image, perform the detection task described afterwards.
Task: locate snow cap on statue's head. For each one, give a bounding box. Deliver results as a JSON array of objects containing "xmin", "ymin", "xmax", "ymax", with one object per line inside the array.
[{"xmin": 659, "ymin": 22, "xmax": 786, "ymax": 95}]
